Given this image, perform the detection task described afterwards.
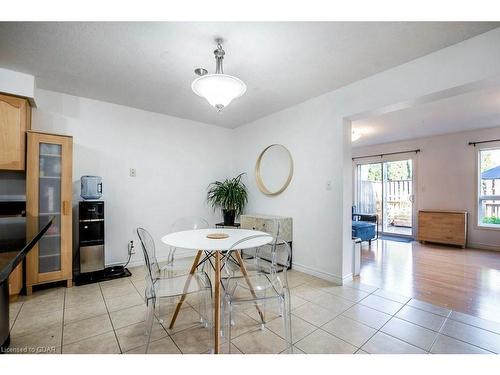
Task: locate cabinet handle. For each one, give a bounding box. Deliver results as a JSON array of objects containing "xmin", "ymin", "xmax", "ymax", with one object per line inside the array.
[{"xmin": 63, "ymin": 201, "xmax": 70, "ymax": 215}]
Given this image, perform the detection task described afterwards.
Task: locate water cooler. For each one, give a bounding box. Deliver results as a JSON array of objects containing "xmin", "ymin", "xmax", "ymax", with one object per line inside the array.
[
  {"xmin": 75, "ymin": 176, "xmax": 130, "ymax": 285},
  {"xmin": 79, "ymin": 201, "xmax": 105, "ymax": 273}
]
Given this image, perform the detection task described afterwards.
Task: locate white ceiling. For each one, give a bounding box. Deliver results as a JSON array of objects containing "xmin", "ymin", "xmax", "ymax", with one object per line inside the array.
[
  {"xmin": 0, "ymin": 22, "xmax": 498, "ymax": 128},
  {"xmin": 352, "ymin": 85, "xmax": 500, "ymax": 147}
]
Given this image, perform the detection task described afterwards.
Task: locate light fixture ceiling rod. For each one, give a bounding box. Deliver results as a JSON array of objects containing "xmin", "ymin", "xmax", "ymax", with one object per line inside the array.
[
  {"xmin": 191, "ymin": 38, "xmax": 246, "ymax": 112},
  {"xmin": 214, "ymin": 43, "xmax": 225, "ymax": 74}
]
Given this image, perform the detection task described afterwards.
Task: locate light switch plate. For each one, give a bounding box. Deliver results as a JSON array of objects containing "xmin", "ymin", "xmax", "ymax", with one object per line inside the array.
[{"xmin": 129, "ymin": 168, "xmax": 136, "ymax": 177}]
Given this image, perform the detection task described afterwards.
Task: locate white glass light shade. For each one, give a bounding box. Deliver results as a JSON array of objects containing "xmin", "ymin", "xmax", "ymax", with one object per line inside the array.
[{"xmin": 191, "ymin": 74, "xmax": 246, "ymax": 111}]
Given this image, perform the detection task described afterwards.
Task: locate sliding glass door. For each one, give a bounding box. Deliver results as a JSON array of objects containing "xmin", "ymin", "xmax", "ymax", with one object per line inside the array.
[
  {"xmin": 382, "ymin": 159, "xmax": 413, "ymax": 236},
  {"xmin": 357, "ymin": 163, "xmax": 383, "ymax": 233},
  {"xmin": 355, "ymin": 157, "xmax": 415, "ymax": 238}
]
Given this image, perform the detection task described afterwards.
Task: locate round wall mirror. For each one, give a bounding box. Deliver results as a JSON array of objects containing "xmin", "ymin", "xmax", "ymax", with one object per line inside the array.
[{"xmin": 255, "ymin": 144, "xmax": 294, "ymax": 195}]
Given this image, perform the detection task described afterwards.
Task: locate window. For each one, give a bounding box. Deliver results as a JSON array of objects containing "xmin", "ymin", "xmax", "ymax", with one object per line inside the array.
[{"xmin": 478, "ymin": 147, "xmax": 500, "ymax": 228}]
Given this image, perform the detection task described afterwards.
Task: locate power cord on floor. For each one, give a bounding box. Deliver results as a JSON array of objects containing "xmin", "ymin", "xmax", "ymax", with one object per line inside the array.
[{"xmin": 122, "ymin": 240, "xmax": 134, "ymax": 268}]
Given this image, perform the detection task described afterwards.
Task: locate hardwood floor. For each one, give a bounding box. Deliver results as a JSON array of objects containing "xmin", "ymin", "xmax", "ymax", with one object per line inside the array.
[{"xmin": 357, "ymin": 239, "xmax": 500, "ymax": 323}]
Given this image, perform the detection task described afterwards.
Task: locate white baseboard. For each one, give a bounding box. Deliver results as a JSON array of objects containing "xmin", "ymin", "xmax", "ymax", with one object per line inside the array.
[
  {"xmin": 467, "ymin": 242, "xmax": 500, "ymax": 251},
  {"xmin": 107, "ymin": 250, "xmax": 196, "ymax": 269},
  {"xmin": 113, "ymin": 253, "xmax": 355, "ymax": 286},
  {"xmin": 291, "ymin": 262, "xmax": 353, "ymax": 285}
]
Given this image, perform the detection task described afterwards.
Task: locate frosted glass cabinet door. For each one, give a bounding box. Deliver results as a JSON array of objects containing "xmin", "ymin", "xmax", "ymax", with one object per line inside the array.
[
  {"xmin": 26, "ymin": 131, "xmax": 73, "ymax": 294},
  {"xmin": 38, "ymin": 143, "xmax": 62, "ymax": 273}
]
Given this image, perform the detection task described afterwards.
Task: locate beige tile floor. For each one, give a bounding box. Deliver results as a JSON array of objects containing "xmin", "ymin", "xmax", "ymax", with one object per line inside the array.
[{"xmin": 6, "ymin": 265, "xmax": 500, "ymax": 354}]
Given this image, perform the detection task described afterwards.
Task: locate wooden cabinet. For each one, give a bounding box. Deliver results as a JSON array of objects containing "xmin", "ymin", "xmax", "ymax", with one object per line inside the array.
[
  {"xmin": 25, "ymin": 131, "xmax": 73, "ymax": 294},
  {"xmin": 1, "ymin": 93, "xmax": 30, "ymax": 296},
  {"xmin": 0, "ymin": 93, "xmax": 31, "ymax": 170},
  {"xmin": 8, "ymin": 264, "xmax": 23, "ymax": 296},
  {"xmin": 418, "ymin": 210, "xmax": 467, "ymax": 248}
]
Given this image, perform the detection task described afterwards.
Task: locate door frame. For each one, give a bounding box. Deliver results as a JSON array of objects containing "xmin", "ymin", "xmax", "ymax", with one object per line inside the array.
[{"xmin": 353, "ymin": 152, "xmax": 418, "ymax": 239}]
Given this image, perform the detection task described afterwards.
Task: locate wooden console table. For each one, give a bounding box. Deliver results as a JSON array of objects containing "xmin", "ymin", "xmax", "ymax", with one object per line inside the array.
[{"xmin": 418, "ymin": 210, "xmax": 467, "ymax": 248}]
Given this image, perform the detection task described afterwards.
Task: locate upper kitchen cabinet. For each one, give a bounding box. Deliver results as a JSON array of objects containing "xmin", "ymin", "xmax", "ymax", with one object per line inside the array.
[{"xmin": 0, "ymin": 93, "xmax": 31, "ymax": 170}]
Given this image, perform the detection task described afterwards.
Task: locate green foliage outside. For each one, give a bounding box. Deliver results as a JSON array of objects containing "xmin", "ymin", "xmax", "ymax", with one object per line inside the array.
[
  {"xmin": 480, "ymin": 149, "xmax": 500, "ymax": 173},
  {"xmin": 367, "ymin": 164, "xmax": 381, "ymax": 181},
  {"xmin": 481, "ymin": 151, "xmax": 494, "ymax": 173},
  {"xmin": 366, "ymin": 160, "xmax": 412, "ymax": 182},
  {"xmin": 482, "ymin": 216, "xmax": 500, "ymax": 225}
]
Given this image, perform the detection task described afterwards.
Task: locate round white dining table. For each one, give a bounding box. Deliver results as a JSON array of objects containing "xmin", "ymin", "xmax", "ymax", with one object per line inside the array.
[
  {"xmin": 161, "ymin": 228, "xmax": 272, "ymax": 251},
  {"xmin": 160, "ymin": 228, "xmax": 273, "ymax": 354}
]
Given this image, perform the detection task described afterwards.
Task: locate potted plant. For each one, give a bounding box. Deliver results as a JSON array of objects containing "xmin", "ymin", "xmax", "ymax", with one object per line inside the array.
[{"xmin": 207, "ymin": 173, "xmax": 248, "ymax": 226}]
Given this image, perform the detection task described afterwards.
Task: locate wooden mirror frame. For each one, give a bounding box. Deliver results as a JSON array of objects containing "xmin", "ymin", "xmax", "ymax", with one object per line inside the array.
[{"xmin": 255, "ymin": 144, "xmax": 294, "ymax": 195}]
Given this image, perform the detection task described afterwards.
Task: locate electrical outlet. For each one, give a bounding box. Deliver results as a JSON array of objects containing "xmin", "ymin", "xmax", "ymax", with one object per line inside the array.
[
  {"xmin": 128, "ymin": 240, "xmax": 135, "ymax": 254},
  {"xmin": 129, "ymin": 168, "xmax": 136, "ymax": 177}
]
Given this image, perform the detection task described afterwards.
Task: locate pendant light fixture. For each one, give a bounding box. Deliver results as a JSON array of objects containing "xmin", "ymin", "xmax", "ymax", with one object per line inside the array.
[{"xmin": 191, "ymin": 40, "xmax": 246, "ymax": 112}]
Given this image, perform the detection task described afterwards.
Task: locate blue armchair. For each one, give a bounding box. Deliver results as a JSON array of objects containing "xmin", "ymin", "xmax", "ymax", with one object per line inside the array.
[{"xmin": 352, "ymin": 208, "xmax": 377, "ymax": 244}]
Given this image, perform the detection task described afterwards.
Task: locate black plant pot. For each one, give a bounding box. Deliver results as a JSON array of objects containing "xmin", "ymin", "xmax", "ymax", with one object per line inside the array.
[{"xmin": 222, "ymin": 209, "xmax": 236, "ymax": 226}]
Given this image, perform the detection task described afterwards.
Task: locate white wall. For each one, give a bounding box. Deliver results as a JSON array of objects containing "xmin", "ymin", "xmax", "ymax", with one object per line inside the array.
[
  {"xmin": 32, "ymin": 89, "xmax": 233, "ymax": 267},
  {"xmin": 19, "ymin": 27, "xmax": 500, "ymax": 283},
  {"xmin": 352, "ymin": 126, "xmax": 500, "ymax": 250},
  {"xmin": 233, "ymin": 28, "xmax": 500, "ymax": 284},
  {"xmin": 0, "ymin": 68, "xmax": 36, "ymax": 105},
  {"xmin": 233, "ymin": 97, "xmax": 350, "ymax": 282}
]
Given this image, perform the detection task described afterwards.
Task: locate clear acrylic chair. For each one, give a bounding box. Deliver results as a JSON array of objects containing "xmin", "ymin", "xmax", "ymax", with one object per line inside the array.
[
  {"xmin": 136, "ymin": 227, "xmax": 212, "ymax": 353},
  {"xmin": 221, "ymin": 235, "xmax": 293, "ymax": 354},
  {"xmin": 162, "ymin": 217, "xmax": 209, "ymax": 277},
  {"xmin": 227, "ymin": 222, "xmax": 288, "ymax": 280}
]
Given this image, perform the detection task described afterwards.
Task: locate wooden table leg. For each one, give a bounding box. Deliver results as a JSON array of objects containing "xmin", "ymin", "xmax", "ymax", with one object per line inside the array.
[
  {"xmin": 214, "ymin": 251, "xmax": 221, "ymax": 354},
  {"xmin": 168, "ymin": 250, "xmax": 203, "ymax": 329},
  {"xmin": 233, "ymin": 251, "xmax": 265, "ymax": 323}
]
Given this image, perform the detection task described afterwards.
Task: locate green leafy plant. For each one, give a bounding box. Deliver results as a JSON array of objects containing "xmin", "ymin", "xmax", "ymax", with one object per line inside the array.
[{"xmin": 207, "ymin": 173, "xmax": 248, "ymax": 215}]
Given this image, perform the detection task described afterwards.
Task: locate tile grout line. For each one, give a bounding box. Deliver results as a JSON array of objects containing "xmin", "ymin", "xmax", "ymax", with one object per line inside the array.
[
  {"xmin": 8, "ymin": 293, "xmax": 64, "ymax": 341},
  {"xmin": 230, "ymin": 339, "xmax": 245, "ymax": 354},
  {"xmin": 397, "ymin": 303, "xmax": 499, "ymax": 352},
  {"xmin": 221, "ymin": 277, "xmax": 311, "ymax": 353},
  {"xmin": 98, "ymin": 282, "xmax": 124, "ymax": 354},
  {"xmin": 60, "ymin": 288, "xmax": 66, "ymax": 352},
  {"xmin": 161, "ymin": 271, "xmax": 493, "ymax": 354},
  {"xmin": 159, "ymin": 313, "xmax": 185, "ymax": 354},
  {"xmin": 426, "ymin": 308, "xmax": 452, "ymax": 353},
  {"xmin": 128, "ymin": 275, "xmax": 185, "ymax": 354},
  {"xmin": 8, "ymin": 299, "xmax": 24, "ymax": 336},
  {"xmin": 211, "ymin": 275, "xmax": 395, "ymax": 353},
  {"xmin": 61, "ymin": 310, "xmax": 174, "ymax": 353},
  {"xmin": 321, "ymin": 308, "xmax": 388, "ymax": 350},
  {"xmin": 17, "ymin": 268, "xmax": 500, "ymax": 354},
  {"xmin": 292, "ymin": 310, "xmax": 358, "ymax": 353},
  {"xmin": 434, "ymin": 332, "xmax": 496, "ymax": 354},
  {"xmin": 347, "ymin": 291, "xmax": 498, "ymax": 354},
  {"xmin": 348, "ymin": 297, "xmax": 422, "ymax": 353},
  {"xmin": 244, "ymin": 284, "xmax": 498, "ymax": 355},
  {"xmin": 445, "ymin": 316, "xmax": 500, "ymax": 336},
  {"xmin": 428, "ymin": 313, "xmax": 497, "ymax": 354},
  {"xmin": 275, "ymin": 315, "xmax": 313, "ymax": 345},
  {"xmin": 291, "ymin": 283, "xmax": 389, "ymax": 353},
  {"xmin": 347, "ymin": 278, "xmax": 498, "ymax": 328},
  {"xmin": 289, "ymin": 282, "xmax": 381, "ymax": 353}
]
